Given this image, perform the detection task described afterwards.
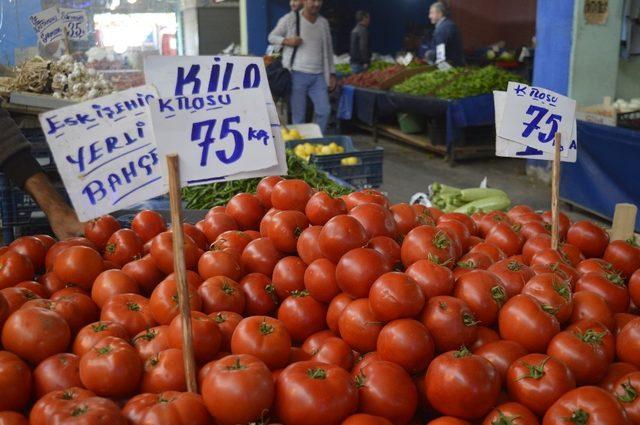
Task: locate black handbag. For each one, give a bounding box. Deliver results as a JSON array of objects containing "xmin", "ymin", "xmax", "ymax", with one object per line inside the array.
[{"xmin": 266, "ymin": 11, "xmax": 300, "ymax": 99}]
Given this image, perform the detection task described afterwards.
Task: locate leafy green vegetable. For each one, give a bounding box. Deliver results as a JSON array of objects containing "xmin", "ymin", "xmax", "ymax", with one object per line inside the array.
[{"xmin": 181, "ymin": 151, "xmax": 353, "ymax": 209}]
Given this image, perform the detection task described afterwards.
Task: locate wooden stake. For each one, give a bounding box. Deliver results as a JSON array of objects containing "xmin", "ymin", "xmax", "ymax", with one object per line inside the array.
[
  {"xmin": 610, "ymin": 203, "xmax": 638, "ymax": 241},
  {"xmin": 62, "ymin": 25, "xmax": 71, "ymax": 56},
  {"xmin": 166, "ymin": 154, "xmax": 198, "ymax": 394},
  {"xmin": 551, "ymin": 133, "xmax": 562, "ymax": 250}
]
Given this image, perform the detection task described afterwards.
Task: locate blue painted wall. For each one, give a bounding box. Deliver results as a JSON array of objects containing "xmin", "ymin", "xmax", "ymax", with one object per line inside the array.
[
  {"xmin": 532, "ymin": 0, "xmax": 574, "ymax": 94},
  {"xmin": 0, "ymin": 0, "xmax": 40, "ymax": 65}
]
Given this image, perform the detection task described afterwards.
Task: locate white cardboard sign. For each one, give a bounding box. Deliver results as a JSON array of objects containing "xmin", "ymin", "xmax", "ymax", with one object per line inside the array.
[
  {"xmin": 143, "ymin": 56, "xmax": 288, "ymax": 180},
  {"xmin": 29, "ymin": 7, "xmax": 63, "ymax": 45},
  {"xmin": 436, "ymin": 43, "xmax": 446, "ymax": 63},
  {"xmin": 494, "ymin": 91, "xmax": 577, "ymax": 162},
  {"xmin": 149, "ymin": 88, "xmax": 277, "ymax": 187},
  {"xmin": 60, "ymin": 8, "xmax": 88, "ymax": 41},
  {"xmin": 498, "ymin": 82, "xmax": 576, "ymax": 154},
  {"xmin": 39, "ymin": 86, "xmax": 165, "ymax": 221}
]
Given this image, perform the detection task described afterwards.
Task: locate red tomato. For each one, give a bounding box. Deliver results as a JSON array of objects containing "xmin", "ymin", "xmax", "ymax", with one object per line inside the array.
[
  {"xmin": 470, "ymin": 241, "xmax": 507, "ymax": 263},
  {"xmin": 202, "ymin": 213, "xmax": 239, "ymax": 243},
  {"xmin": 168, "ymin": 312, "xmax": 222, "ymax": 364},
  {"xmin": 617, "ymin": 318, "xmax": 640, "ymax": 368},
  {"xmin": 543, "ymin": 386, "xmax": 630, "ymax": 425},
  {"xmin": 259, "ymin": 208, "xmax": 279, "ymax": 237},
  {"xmin": 2, "ymin": 307, "xmax": 70, "ymax": 364},
  {"xmin": 498, "ymin": 294, "xmax": 560, "ymax": 353},
  {"xmin": 44, "ymin": 238, "xmax": 96, "ymax": 272},
  {"xmin": 33, "ymin": 352, "xmax": 82, "ymax": 398},
  {"xmin": 547, "ymin": 320, "xmax": 614, "ymax": 385},
  {"xmin": 49, "ymin": 291, "xmax": 101, "ymax": 334},
  {"xmin": 522, "ymin": 233, "xmax": 552, "ymax": 265},
  {"xmin": 225, "ymin": 193, "xmax": 264, "ymax": 230},
  {"xmin": 104, "ymin": 229, "xmax": 143, "ymax": 267},
  {"xmin": 198, "ymin": 249, "xmax": 244, "ymax": 281},
  {"xmin": 604, "ymin": 240, "xmax": 640, "ymax": 278},
  {"xmin": 377, "ymin": 318, "xmax": 434, "ymax": 374},
  {"xmin": 211, "ymin": 311, "xmax": 242, "ymax": 352},
  {"xmin": 349, "ymin": 203, "xmax": 398, "ymax": 239},
  {"xmin": 613, "ymin": 371, "xmax": 640, "ymax": 424},
  {"xmin": 336, "ymin": 248, "xmax": 391, "ymax": 298},
  {"xmin": 150, "ymin": 231, "xmax": 203, "ymax": 275},
  {"xmin": 296, "ymin": 225, "xmax": 324, "ymax": 265},
  {"xmin": 338, "ymin": 298, "xmax": 384, "ymax": 353},
  {"xmin": 131, "ymin": 210, "xmax": 167, "ymax": 243},
  {"xmin": 531, "ymin": 262, "xmax": 580, "ymax": 288},
  {"xmin": 121, "ymin": 254, "xmax": 165, "ymax": 295},
  {"xmin": 311, "ymin": 336, "xmax": 354, "ymax": 370},
  {"xmin": 521, "ymin": 273, "xmax": 573, "ymax": 324},
  {"xmin": 79, "ymin": 336, "xmax": 142, "ymax": 397},
  {"xmin": 508, "ymin": 204, "xmax": 536, "ymax": 220},
  {"xmin": 15, "ymin": 280, "xmax": 48, "ymax": 298},
  {"xmin": 540, "ymin": 210, "xmax": 571, "ymax": 240},
  {"xmin": 0, "ymin": 291, "xmax": 9, "ymax": 328},
  {"xmin": 405, "ymin": 259, "xmax": 455, "ymax": 298},
  {"xmin": 479, "ymin": 211, "xmax": 512, "ymax": 237},
  {"xmin": 139, "ymin": 348, "xmax": 186, "ymax": 393},
  {"xmin": 239, "ymin": 273, "xmax": 278, "ymax": 316},
  {"xmin": 267, "ymin": 210, "xmax": 310, "ymax": 254},
  {"xmin": 354, "ymin": 360, "xmax": 417, "ymax": 424},
  {"xmin": 180, "ymin": 223, "xmax": 208, "ymax": 251},
  {"xmin": 73, "ymin": 321, "xmax": 129, "ymax": 357},
  {"xmin": 369, "ymin": 272, "xmax": 425, "ymax": 321},
  {"xmin": 212, "ymin": 230, "xmax": 252, "ymax": 258},
  {"xmin": 0, "ymin": 351, "xmax": 31, "ymax": 411},
  {"xmin": 241, "ymin": 237, "xmax": 283, "ymax": 276},
  {"xmin": 305, "ymin": 191, "xmax": 348, "ymax": 225},
  {"xmin": 575, "ymin": 272, "xmax": 630, "ymax": 313},
  {"xmin": 123, "ymin": 391, "xmax": 211, "ymax": 425},
  {"xmin": 326, "ymin": 293, "xmax": 353, "ymax": 334},
  {"xmin": 195, "ymin": 276, "xmax": 243, "ymax": 314},
  {"xmin": 420, "ymin": 295, "xmax": 478, "ymax": 353},
  {"xmin": 272, "ymin": 256, "xmax": 307, "ymax": 299},
  {"xmin": 390, "ymin": 203, "xmax": 421, "ymax": 235},
  {"xmin": 401, "ymin": 225, "xmax": 456, "ymax": 269},
  {"xmin": 343, "ymin": 190, "xmax": 390, "ymax": 211},
  {"xmin": 454, "ymin": 251, "xmax": 493, "ymax": 279},
  {"xmin": 560, "ymin": 243, "xmax": 586, "ymax": 267},
  {"xmin": 453, "ymin": 270, "xmax": 507, "ymax": 326},
  {"xmin": 471, "ymin": 326, "xmax": 501, "ymax": 350},
  {"xmin": 9, "ymin": 236, "xmax": 46, "ymax": 272},
  {"xmin": 271, "ymin": 179, "xmax": 313, "ymax": 211},
  {"xmin": 304, "ymin": 258, "xmax": 340, "ymax": 303},
  {"xmin": 256, "ymin": 175, "xmax": 283, "ymax": 208},
  {"xmin": 45, "ymin": 396, "xmax": 126, "ymax": 424},
  {"xmin": 520, "ymin": 220, "xmax": 550, "ymax": 240},
  {"xmin": 318, "ymin": 215, "xmax": 368, "ymax": 263},
  {"xmin": 0, "ymin": 411, "xmax": 27, "ymax": 425},
  {"xmin": 91, "ymin": 269, "xmax": 140, "ymax": 308},
  {"xmin": 148, "ymin": 277, "xmax": 201, "ymax": 326},
  {"xmin": 276, "ymin": 360, "xmax": 358, "ymax": 425},
  {"xmin": 438, "ymin": 212, "xmax": 478, "ymax": 237},
  {"xmin": 38, "ymin": 272, "xmax": 67, "ymax": 295},
  {"xmin": 29, "ymin": 387, "xmax": 96, "ymax": 425},
  {"xmin": 342, "ymin": 414, "xmax": 392, "ymax": 425},
  {"xmin": 367, "ymin": 236, "xmax": 401, "ymax": 270},
  {"xmin": 99, "ymin": 293, "xmax": 156, "ymax": 337},
  {"xmin": 570, "ymin": 291, "xmax": 615, "ymax": 331},
  {"xmin": 506, "ymin": 353, "xmax": 576, "ymax": 416},
  {"xmin": 488, "ymin": 258, "xmax": 534, "ymax": 298},
  {"xmin": 0, "ymin": 251, "xmax": 34, "ymax": 290},
  {"xmin": 131, "ymin": 326, "xmax": 171, "ymax": 362},
  {"xmin": 33, "ymin": 234, "xmax": 56, "ymax": 251},
  {"xmin": 485, "ymin": 222, "xmax": 525, "ymax": 257},
  {"xmin": 600, "ymin": 362, "xmax": 639, "ymax": 392},
  {"xmin": 1, "ymin": 287, "xmax": 39, "ymax": 314},
  {"xmin": 301, "ymin": 330, "xmax": 335, "ymax": 355},
  {"xmin": 277, "ymin": 290, "xmax": 327, "ymax": 342},
  {"xmin": 426, "ymin": 347, "xmax": 500, "ymax": 419},
  {"xmin": 482, "ymin": 402, "xmax": 539, "ymax": 425},
  {"xmin": 426, "ymin": 418, "xmax": 471, "ymax": 425},
  {"xmin": 576, "ymin": 258, "xmax": 618, "ymax": 276},
  {"xmin": 631, "ymin": 269, "xmax": 640, "ymax": 309},
  {"xmin": 474, "ymin": 340, "xmax": 528, "ymax": 384},
  {"xmin": 231, "ymin": 316, "xmax": 291, "ymax": 370},
  {"xmin": 201, "ymin": 354, "xmax": 274, "ymax": 425}
]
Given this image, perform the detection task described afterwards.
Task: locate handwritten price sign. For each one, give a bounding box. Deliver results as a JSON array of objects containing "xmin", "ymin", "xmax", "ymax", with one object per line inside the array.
[
  {"xmin": 38, "ymin": 86, "xmax": 165, "ymax": 221},
  {"xmin": 60, "ymin": 8, "xmax": 88, "ymax": 41},
  {"xmin": 29, "ymin": 7, "xmax": 63, "ymax": 45},
  {"xmin": 498, "ymin": 82, "xmax": 576, "ymax": 154},
  {"xmin": 150, "ymin": 88, "xmax": 277, "ymax": 186}
]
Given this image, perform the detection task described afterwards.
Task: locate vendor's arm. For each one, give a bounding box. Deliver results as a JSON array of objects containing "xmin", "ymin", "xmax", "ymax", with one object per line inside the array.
[{"xmin": 269, "ymin": 15, "xmax": 296, "ymax": 46}]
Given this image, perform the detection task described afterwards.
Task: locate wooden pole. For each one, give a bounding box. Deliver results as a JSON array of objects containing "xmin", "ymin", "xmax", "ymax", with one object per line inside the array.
[
  {"xmin": 610, "ymin": 203, "xmax": 638, "ymax": 241},
  {"xmin": 166, "ymin": 154, "xmax": 198, "ymax": 394},
  {"xmin": 551, "ymin": 133, "xmax": 562, "ymax": 250},
  {"xmin": 62, "ymin": 26, "xmax": 71, "ymax": 56}
]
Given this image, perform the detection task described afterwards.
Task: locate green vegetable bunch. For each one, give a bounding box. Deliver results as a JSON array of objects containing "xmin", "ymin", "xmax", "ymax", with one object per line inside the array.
[
  {"xmin": 181, "ymin": 151, "xmax": 353, "ymax": 209},
  {"xmin": 336, "ymin": 63, "xmax": 352, "ymax": 75},
  {"xmin": 430, "ymin": 182, "xmax": 511, "ymax": 214},
  {"xmin": 392, "ymin": 68, "xmax": 464, "ymax": 97}
]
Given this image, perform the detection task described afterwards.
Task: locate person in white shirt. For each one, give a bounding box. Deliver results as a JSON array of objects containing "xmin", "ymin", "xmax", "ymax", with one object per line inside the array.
[{"xmin": 268, "ymin": 0, "xmax": 336, "ymax": 133}]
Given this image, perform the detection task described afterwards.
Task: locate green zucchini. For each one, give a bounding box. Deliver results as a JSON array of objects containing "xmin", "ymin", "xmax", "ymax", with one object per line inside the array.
[
  {"xmin": 459, "ymin": 188, "xmax": 508, "ymax": 202},
  {"xmin": 453, "ymin": 195, "xmax": 511, "ymax": 215}
]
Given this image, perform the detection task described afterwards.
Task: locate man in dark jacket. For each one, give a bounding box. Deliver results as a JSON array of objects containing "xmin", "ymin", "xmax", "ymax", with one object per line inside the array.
[
  {"xmin": 0, "ymin": 107, "xmax": 82, "ymax": 239},
  {"xmin": 349, "ymin": 10, "xmax": 371, "ymax": 74},
  {"xmin": 425, "ymin": 2, "xmax": 465, "ymax": 67}
]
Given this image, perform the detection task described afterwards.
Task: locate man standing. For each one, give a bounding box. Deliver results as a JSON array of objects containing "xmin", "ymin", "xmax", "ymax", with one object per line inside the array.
[
  {"xmin": 350, "ymin": 10, "xmax": 371, "ymax": 74},
  {"xmin": 425, "ymin": 2, "xmax": 465, "ymax": 67},
  {"xmin": 268, "ymin": 0, "xmax": 336, "ymax": 133}
]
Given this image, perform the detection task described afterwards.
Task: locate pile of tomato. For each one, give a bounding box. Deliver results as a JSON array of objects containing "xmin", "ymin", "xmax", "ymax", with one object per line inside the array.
[{"xmin": 1, "ymin": 177, "xmax": 640, "ymax": 425}]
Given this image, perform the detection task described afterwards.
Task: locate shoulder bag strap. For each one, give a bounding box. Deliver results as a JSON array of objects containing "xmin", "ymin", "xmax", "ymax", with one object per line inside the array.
[{"xmin": 290, "ymin": 11, "xmax": 301, "ymax": 68}]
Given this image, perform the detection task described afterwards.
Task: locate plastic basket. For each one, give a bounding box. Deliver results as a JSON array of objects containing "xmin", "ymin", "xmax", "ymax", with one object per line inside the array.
[{"xmin": 398, "ymin": 112, "xmax": 426, "ymax": 134}]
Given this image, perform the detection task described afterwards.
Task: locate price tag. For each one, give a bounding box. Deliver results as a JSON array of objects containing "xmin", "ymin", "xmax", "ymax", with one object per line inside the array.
[
  {"xmin": 38, "ymin": 86, "xmax": 166, "ymax": 221},
  {"xmin": 144, "ymin": 56, "xmax": 288, "ymax": 180},
  {"xmin": 149, "ymin": 88, "xmax": 277, "ymax": 187},
  {"xmin": 494, "ymin": 91, "xmax": 577, "ymax": 162},
  {"xmin": 60, "ymin": 8, "xmax": 88, "ymax": 41},
  {"xmin": 498, "ymin": 82, "xmax": 576, "ymax": 154},
  {"xmin": 29, "ymin": 7, "xmax": 63, "ymax": 45},
  {"xmin": 436, "ymin": 43, "xmax": 446, "ymax": 63}
]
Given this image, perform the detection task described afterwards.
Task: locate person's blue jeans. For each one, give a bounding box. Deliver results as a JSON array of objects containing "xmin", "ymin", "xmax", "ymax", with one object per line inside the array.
[{"xmin": 290, "ymin": 71, "xmax": 331, "ymax": 134}]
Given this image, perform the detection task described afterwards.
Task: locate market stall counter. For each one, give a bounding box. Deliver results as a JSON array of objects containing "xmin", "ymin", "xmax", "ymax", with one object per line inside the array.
[{"xmin": 561, "ymin": 120, "xmax": 640, "ymax": 230}]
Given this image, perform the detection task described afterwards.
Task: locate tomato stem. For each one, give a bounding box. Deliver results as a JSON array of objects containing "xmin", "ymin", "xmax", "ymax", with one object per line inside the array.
[
  {"xmin": 490, "ymin": 285, "xmax": 506, "ymax": 306},
  {"xmin": 606, "ymin": 273, "xmax": 627, "ymax": 287},
  {"xmin": 506, "ymin": 261, "xmax": 523, "ymax": 272},
  {"xmin": 541, "ymin": 304, "xmax": 560, "ymax": 315},
  {"xmin": 133, "ymin": 328, "xmax": 158, "ymax": 343},
  {"xmin": 97, "ymin": 345, "xmax": 113, "ymax": 356},
  {"xmin": 552, "ymin": 279, "xmax": 571, "ymax": 301},
  {"xmin": 306, "ymin": 367, "xmax": 327, "ymax": 379},
  {"xmin": 228, "ymin": 357, "xmax": 247, "ymax": 371},
  {"xmin": 222, "ymin": 281, "xmax": 235, "ymax": 295},
  {"xmin": 291, "ymin": 289, "xmax": 309, "ymax": 298},
  {"xmin": 568, "ymin": 408, "xmax": 589, "ymax": 425},
  {"xmin": 92, "ymin": 322, "xmax": 109, "ymax": 332},
  {"xmin": 354, "ymin": 372, "xmax": 366, "ymax": 388},
  {"xmin": 574, "ymin": 328, "xmax": 606, "ymax": 346},
  {"xmin": 453, "ymin": 346, "xmax": 471, "ymax": 358},
  {"xmin": 71, "ymin": 405, "xmax": 88, "ymax": 417},
  {"xmin": 491, "ymin": 410, "xmax": 520, "ymax": 425},
  {"xmin": 127, "ymin": 302, "xmax": 141, "ymax": 312},
  {"xmin": 462, "ymin": 312, "xmax": 479, "ymax": 327},
  {"xmin": 515, "ymin": 356, "xmax": 549, "ymax": 380},
  {"xmin": 214, "ymin": 313, "xmax": 226, "ymax": 324},
  {"xmin": 432, "ymin": 231, "xmax": 451, "ymax": 250},
  {"xmin": 617, "ymin": 379, "xmax": 638, "ymax": 403},
  {"xmin": 259, "ymin": 320, "xmax": 275, "ymax": 335}
]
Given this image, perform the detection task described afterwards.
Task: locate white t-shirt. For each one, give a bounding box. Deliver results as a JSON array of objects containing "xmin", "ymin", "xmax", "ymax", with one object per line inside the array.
[{"xmin": 292, "ymin": 15, "xmax": 324, "ymax": 74}]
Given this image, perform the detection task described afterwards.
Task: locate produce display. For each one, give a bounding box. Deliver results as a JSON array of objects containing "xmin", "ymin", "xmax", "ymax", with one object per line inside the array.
[
  {"xmin": 293, "ymin": 142, "xmax": 346, "ymax": 162},
  {"xmin": 393, "ymin": 65, "xmax": 524, "ymax": 99},
  {"xmin": 1, "ymin": 182, "xmax": 640, "ymax": 424},
  {"xmin": 181, "ymin": 152, "xmax": 352, "ymax": 209},
  {"xmin": 280, "ymin": 128, "xmax": 303, "ymax": 141},
  {"xmin": 430, "ymin": 182, "xmax": 511, "ymax": 213},
  {"xmin": 341, "ymin": 65, "xmax": 405, "ymax": 88},
  {"xmin": 336, "ymin": 60, "xmax": 396, "ymax": 76}
]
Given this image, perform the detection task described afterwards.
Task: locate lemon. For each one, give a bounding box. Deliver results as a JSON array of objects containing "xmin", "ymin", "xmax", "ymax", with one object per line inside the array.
[
  {"xmin": 320, "ymin": 145, "xmax": 333, "ymax": 155},
  {"xmin": 336, "ymin": 146, "xmax": 345, "ymax": 153},
  {"xmin": 341, "ymin": 156, "xmax": 358, "ymax": 166},
  {"xmin": 303, "ymin": 143, "xmax": 314, "ymax": 155},
  {"xmin": 289, "ymin": 129, "xmax": 302, "ymax": 140}
]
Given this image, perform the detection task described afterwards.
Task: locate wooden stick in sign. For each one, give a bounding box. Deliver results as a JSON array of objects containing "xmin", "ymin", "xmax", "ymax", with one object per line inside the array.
[
  {"xmin": 610, "ymin": 203, "xmax": 638, "ymax": 242},
  {"xmin": 166, "ymin": 154, "xmax": 198, "ymax": 394},
  {"xmin": 551, "ymin": 133, "xmax": 562, "ymax": 250}
]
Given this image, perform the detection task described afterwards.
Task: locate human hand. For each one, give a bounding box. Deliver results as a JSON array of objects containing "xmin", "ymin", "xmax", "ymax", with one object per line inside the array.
[
  {"xmin": 285, "ymin": 36, "xmax": 303, "ymax": 47},
  {"xmin": 48, "ymin": 207, "xmax": 84, "ymax": 240},
  {"xmin": 328, "ymin": 75, "xmax": 337, "ymax": 92}
]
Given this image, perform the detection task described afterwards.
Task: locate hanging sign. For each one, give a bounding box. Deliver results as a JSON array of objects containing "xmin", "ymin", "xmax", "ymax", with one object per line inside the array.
[
  {"xmin": 38, "ymin": 86, "xmax": 165, "ymax": 221},
  {"xmin": 29, "ymin": 7, "xmax": 64, "ymax": 45},
  {"xmin": 60, "ymin": 8, "xmax": 88, "ymax": 41}
]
